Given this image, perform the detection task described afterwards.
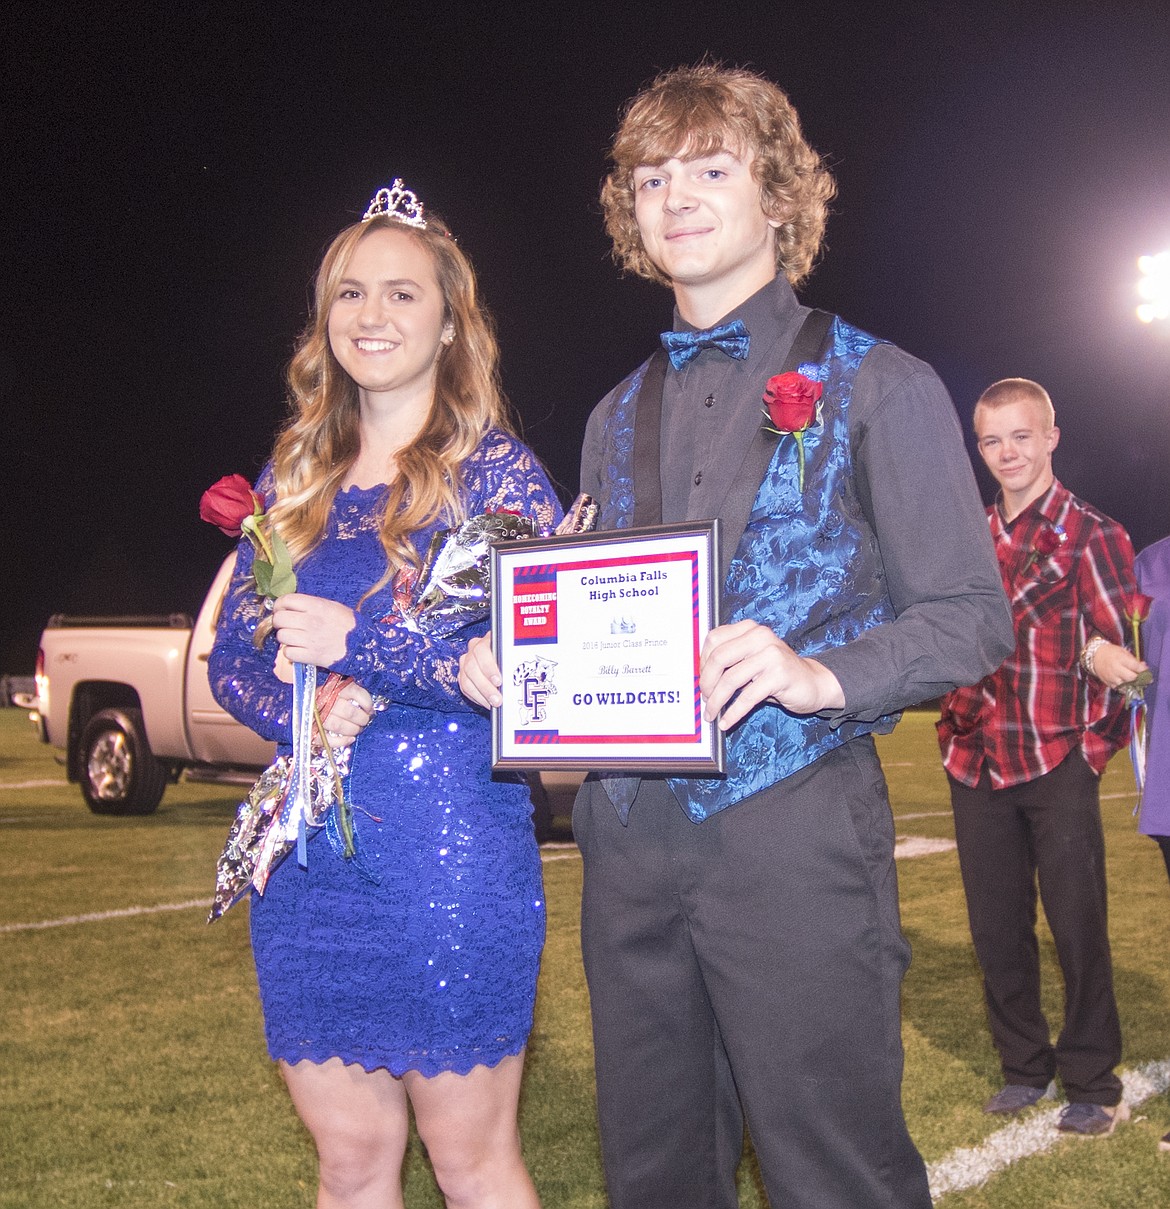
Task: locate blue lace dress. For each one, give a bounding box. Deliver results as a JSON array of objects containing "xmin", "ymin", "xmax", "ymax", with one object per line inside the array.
[{"xmin": 208, "ymin": 429, "xmax": 562, "ymax": 1076}]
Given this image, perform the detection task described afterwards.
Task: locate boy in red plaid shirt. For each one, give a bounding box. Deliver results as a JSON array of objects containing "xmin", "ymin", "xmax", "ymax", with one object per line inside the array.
[{"xmin": 938, "ymin": 378, "xmax": 1147, "ymax": 1136}]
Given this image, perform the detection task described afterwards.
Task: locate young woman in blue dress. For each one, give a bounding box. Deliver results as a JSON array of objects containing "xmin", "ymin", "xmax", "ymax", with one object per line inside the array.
[{"xmin": 209, "ymin": 182, "xmax": 558, "ymax": 1208}]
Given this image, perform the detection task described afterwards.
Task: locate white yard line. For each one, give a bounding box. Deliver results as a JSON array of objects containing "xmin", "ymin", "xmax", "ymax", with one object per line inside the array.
[
  {"xmin": 3, "ymin": 857, "xmax": 581, "ymax": 932},
  {"xmin": 0, "ymin": 899, "xmax": 209, "ymax": 934},
  {"xmin": 894, "ymin": 837, "xmax": 956, "ymax": 858},
  {"xmin": 928, "ymin": 1058, "xmax": 1170, "ymax": 1201},
  {"xmin": 2, "ymin": 833, "xmax": 954, "ymax": 933},
  {"xmin": 0, "ymin": 779, "xmax": 68, "ymax": 789}
]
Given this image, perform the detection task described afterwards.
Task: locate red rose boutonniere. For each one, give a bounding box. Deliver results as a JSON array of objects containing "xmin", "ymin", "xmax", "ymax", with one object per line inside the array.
[
  {"xmin": 761, "ymin": 372, "xmax": 824, "ymax": 492},
  {"xmin": 1021, "ymin": 524, "xmax": 1066, "ymax": 574}
]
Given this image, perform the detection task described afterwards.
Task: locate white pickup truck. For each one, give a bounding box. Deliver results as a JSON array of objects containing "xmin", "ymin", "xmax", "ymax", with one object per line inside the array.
[{"xmin": 32, "ymin": 555, "xmax": 274, "ymax": 814}]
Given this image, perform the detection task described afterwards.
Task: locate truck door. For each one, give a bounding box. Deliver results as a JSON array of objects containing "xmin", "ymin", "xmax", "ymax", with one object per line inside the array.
[{"xmin": 185, "ymin": 553, "xmax": 276, "ymax": 768}]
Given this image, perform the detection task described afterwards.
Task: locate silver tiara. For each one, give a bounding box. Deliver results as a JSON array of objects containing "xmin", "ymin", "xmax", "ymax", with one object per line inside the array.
[{"xmin": 362, "ymin": 179, "xmax": 427, "ymax": 228}]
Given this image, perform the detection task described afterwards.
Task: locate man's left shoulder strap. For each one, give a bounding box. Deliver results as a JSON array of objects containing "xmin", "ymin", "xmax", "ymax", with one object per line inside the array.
[{"xmin": 785, "ymin": 308, "xmax": 834, "ymax": 370}]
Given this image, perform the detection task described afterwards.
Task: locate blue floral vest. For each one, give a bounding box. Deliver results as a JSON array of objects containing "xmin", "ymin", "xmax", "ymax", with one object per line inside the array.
[{"xmin": 598, "ymin": 316, "xmax": 900, "ymax": 821}]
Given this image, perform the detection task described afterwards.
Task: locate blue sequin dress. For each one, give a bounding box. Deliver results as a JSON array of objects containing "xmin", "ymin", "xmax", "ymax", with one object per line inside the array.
[{"xmin": 208, "ymin": 430, "xmax": 561, "ymax": 1077}]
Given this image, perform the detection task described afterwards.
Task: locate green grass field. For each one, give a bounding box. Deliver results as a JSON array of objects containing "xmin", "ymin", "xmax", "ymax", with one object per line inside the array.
[{"xmin": 2, "ymin": 707, "xmax": 1167, "ymax": 1207}]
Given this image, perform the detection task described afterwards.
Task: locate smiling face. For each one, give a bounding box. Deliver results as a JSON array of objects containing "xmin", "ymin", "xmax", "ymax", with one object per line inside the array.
[
  {"xmin": 975, "ymin": 396, "xmax": 1060, "ymax": 517},
  {"xmin": 631, "ymin": 148, "xmax": 781, "ymax": 325},
  {"xmin": 326, "ymin": 225, "xmax": 453, "ymax": 410}
]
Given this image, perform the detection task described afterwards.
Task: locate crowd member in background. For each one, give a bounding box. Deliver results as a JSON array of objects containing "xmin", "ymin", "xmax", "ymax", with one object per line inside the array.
[
  {"xmin": 939, "ymin": 377, "xmax": 1146, "ymax": 1137},
  {"xmin": 1136, "ymin": 536, "xmax": 1170, "ymax": 878},
  {"xmin": 209, "ymin": 182, "xmax": 558, "ymax": 1208},
  {"xmin": 1135, "ymin": 536, "xmax": 1170, "ymax": 1151}
]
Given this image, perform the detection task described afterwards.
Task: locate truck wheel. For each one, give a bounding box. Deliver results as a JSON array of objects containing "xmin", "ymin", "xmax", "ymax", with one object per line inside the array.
[{"xmin": 79, "ymin": 708, "xmax": 167, "ymax": 815}]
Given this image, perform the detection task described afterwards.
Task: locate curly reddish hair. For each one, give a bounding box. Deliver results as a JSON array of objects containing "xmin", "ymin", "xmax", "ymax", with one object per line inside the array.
[{"xmin": 600, "ymin": 63, "xmax": 836, "ymax": 288}]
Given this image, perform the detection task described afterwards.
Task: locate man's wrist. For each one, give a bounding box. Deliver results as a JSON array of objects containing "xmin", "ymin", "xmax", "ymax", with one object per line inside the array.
[{"xmin": 803, "ymin": 657, "xmax": 846, "ymax": 712}]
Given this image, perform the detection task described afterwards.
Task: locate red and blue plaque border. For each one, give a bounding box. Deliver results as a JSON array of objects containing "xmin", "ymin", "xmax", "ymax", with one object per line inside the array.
[{"xmin": 490, "ymin": 520, "xmax": 723, "ymax": 773}]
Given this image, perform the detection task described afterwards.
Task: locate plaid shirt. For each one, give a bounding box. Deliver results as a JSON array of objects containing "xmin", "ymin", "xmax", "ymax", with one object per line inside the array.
[{"xmin": 938, "ymin": 480, "xmax": 1136, "ymax": 789}]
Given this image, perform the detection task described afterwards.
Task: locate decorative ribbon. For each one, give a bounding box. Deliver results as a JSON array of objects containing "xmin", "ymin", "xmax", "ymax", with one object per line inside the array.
[
  {"xmin": 1130, "ymin": 700, "xmax": 1147, "ymax": 807},
  {"xmin": 289, "ymin": 660, "xmax": 317, "ymax": 867},
  {"xmin": 252, "ymin": 660, "xmax": 318, "ymax": 881},
  {"xmin": 660, "ymin": 319, "xmax": 750, "ymax": 370}
]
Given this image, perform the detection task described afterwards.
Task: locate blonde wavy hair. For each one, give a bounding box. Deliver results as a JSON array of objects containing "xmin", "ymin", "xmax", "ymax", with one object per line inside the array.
[
  {"xmin": 600, "ymin": 63, "xmax": 836, "ymax": 289},
  {"xmin": 264, "ymin": 211, "xmax": 511, "ymax": 603}
]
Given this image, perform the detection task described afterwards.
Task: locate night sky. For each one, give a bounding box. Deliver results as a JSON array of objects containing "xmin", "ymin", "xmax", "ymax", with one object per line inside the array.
[{"xmin": 7, "ymin": 1, "xmax": 1170, "ymax": 674}]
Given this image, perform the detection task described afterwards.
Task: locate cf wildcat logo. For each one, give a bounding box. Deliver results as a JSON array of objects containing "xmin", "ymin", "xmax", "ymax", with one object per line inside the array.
[{"xmin": 513, "ymin": 657, "xmax": 558, "ymax": 724}]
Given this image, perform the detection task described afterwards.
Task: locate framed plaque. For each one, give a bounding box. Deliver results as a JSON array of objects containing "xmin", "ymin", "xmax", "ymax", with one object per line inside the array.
[{"xmin": 490, "ymin": 521, "xmax": 723, "ymax": 773}]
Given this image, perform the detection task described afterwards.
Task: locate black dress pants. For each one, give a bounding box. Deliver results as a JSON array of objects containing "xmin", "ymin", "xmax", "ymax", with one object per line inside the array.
[
  {"xmin": 948, "ymin": 748, "xmax": 1122, "ymax": 1105},
  {"xmin": 575, "ymin": 738, "xmax": 931, "ymax": 1209}
]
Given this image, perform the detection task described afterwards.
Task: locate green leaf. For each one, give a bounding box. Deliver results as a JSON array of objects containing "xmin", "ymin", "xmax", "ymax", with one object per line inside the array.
[
  {"xmin": 267, "ymin": 530, "xmax": 298, "ymax": 597},
  {"xmin": 268, "ymin": 563, "xmax": 298, "ymax": 598},
  {"xmin": 252, "ymin": 558, "xmax": 274, "ymax": 596}
]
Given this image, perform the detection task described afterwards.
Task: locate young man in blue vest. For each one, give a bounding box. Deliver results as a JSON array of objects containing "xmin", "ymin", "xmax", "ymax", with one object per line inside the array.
[{"xmin": 462, "ymin": 64, "xmax": 1013, "ymax": 1208}]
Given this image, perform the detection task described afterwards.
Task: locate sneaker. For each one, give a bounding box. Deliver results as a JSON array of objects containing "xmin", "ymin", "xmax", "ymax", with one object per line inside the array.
[
  {"xmin": 983, "ymin": 1082, "xmax": 1055, "ymax": 1114},
  {"xmin": 1056, "ymin": 1100, "xmax": 1130, "ymax": 1136}
]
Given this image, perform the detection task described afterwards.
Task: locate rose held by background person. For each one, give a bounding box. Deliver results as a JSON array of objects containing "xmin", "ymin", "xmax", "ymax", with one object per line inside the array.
[
  {"xmin": 201, "ymin": 474, "xmax": 263, "ymax": 537},
  {"xmin": 1125, "ymin": 590, "xmax": 1154, "ymax": 663}
]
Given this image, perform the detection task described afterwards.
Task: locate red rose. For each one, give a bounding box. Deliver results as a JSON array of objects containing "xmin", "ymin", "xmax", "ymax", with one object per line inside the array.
[
  {"xmin": 1122, "ymin": 590, "xmax": 1155, "ymax": 685},
  {"xmin": 763, "ymin": 372, "xmax": 823, "ymax": 433},
  {"xmin": 1126, "ymin": 591, "xmax": 1154, "ymax": 625},
  {"xmin": 1021, "ymin": 524, "xmax": 1067, "ymax": 574},
  {"xmin": 200, "ymin": 473, "xmax": 262, "ymax": 537}
]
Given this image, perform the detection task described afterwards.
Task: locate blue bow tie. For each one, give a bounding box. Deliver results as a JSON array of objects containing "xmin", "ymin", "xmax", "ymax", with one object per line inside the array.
[{"xmin": 660, "ymin": 320, "xmax": 750, "ymax": 370}]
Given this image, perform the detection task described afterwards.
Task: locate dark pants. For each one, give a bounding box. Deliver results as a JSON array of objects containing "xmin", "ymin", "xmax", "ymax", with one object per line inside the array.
[
  {"xmin": 948, "ymin": 749, "xmax": 1122, "ymax": 1105},
  {"xmin": 574, "ymin": 738, "xmax": 930, "ymax": 1209}
]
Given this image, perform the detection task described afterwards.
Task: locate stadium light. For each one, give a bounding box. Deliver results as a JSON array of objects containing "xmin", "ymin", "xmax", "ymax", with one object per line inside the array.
[{"xmin": 1136, "ymin": 250, "xmax": 1170, "ymax": 323}]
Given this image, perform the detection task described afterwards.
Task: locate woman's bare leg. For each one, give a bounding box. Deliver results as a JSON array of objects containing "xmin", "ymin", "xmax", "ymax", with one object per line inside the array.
[
  {"xmin": 281, "ymin": 1057, "xmax": 411, "ymax": 1209},
  {"xmin": 405, "ymin": 1051, "xmax": 540, "ymax": 1209}
]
